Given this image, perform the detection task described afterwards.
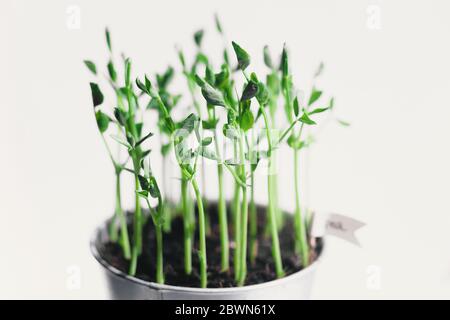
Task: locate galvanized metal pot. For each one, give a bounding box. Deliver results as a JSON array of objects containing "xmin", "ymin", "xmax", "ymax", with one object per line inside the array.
[{"xmin": 91, "ymin": 220, "xmax": 323, "ymax": 300}]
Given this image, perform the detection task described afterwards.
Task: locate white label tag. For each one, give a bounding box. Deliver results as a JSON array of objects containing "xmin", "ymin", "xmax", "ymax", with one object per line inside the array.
[{"xmin": 311, "ymin": 213, "xmax": 365, "ymax": 246}]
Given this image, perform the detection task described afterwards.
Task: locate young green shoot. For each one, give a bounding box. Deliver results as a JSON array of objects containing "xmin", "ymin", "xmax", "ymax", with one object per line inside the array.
[
  {"xmin": 86, "ymin": 18, "xmax": 340, "ymax": 288},
  {"xmin": 86, "ymin": 56, "xmax": 131, "ymax": 261},
  {"xmin": 231, "ymin": 42, "xmax": 285, "ymax": 279},
  {"xmin": 135, "ymin": 155, "xmax": 165, "ymax": 284}
]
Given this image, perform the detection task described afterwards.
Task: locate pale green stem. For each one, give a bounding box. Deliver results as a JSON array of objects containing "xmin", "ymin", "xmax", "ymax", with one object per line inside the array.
[
  {"xmin": 181, "ymin": 178, "xmax": 192, "ymax": 275},
  {"xmin": 155, "ymin": 223, "xmax": 164, "ymax": 283},
  {"xmin": 294, "ymin": 149, "xmax": 309, "ymax": 266},
  {"xmin": 116, "ymin": 172, "xmax": 131, "ymax": 260},
  {"xmin": 237, "ymin": 131, "xmax": 248, "ymax": 286},
  {"xmin": 232, "ymin": 140, "xmax": 241, "ymax": 280},
  {"xmin": 249, "ymin": 170, "xmax": 257, "ymax": 264},
  {"xmin": 259, "ymin": 104, "xmax": 284, "ymax": 278},
  {"xmin": 215, "ymin": 130, "xmax": 229, "ymax": 271},
  {"xmin": 191, "ymin": 178, "xmax": 207, "ymax": 288},
  {"xmin": 128, "ymin": 170, "xmax": 142, "ymax": 276}
]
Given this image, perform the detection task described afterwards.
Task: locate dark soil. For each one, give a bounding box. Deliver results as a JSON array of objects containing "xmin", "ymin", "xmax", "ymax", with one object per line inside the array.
[{"xmin": 99, "ymin": 202, "xmax": 322, "ymax": 288}]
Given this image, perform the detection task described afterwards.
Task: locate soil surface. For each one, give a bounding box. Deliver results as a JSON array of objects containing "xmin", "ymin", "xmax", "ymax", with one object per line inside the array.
[{"xmin": 99, "ymin": 202, "xmax": 322, "ymax": 288}]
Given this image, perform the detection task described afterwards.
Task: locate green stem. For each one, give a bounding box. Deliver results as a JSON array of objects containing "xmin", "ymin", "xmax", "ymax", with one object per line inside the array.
[
  {"xmin": 144, "ymin": 197, "xmax": 164, "ymax": 284},
  {"xmin": 218, "ymin": 164, "xmax": 229, "ymax": 271},
  {"xmin": 191, "ymin": 178, "xmax": 207, "ymax": 288},
  {"xmin": 155, "ymin": 224, "xmax": 164, "ymax": 284},
  {"xmin": 249, "ymin": 170, "xmax": 257, "ymax": 264},
  {"xmin": 129, "ymin": 172, "xmax": 142, "ymax": 276},
  {"xmin": 215, "ymin": 130, "xmax": 229, "ymax": 271},
  {"xmin": 162, "ymin": 201, "xmax": 172, "ymax": 233},
  {"xmin": 129, "ymin": 247, "xmax": 138, "ymax": 276},
  {"xmin": 108, "ymin": 211, "xmax": 119, "ymax": 242},
  {"xmin": 237, "ymin": 131, "xmax": 248, "ymax": 286},
  {"xmin": 232, "ymin": 140, "xmax": 241, "ymax": 280},
  {"xmin": 98, "ymin": 133, "xmax": 119, "ymax": 243},
  {"xmin": 294, "ymin": 149, "xmax": 309, "ymax": 266},
  {"xmin": 161, "ymin": 154, "xmax": 172, "ymax": 233},
  {"xmin": 272, "ymin": 167, "xmax": 284, "ymax": 231},
  {"xmin": 268, "ymin": 172, "xmax": 284, "ymax": 278},
  {"xmin": 259, "ymin": 104, "xmax": 284, "ymax": 278},
  {"xmin": 181, "ymin": 178, "xmax": 192, "ymax": 275},
  {"xmin": 115, "ymin": 172, "xmax": 131, "ymax": 260}
]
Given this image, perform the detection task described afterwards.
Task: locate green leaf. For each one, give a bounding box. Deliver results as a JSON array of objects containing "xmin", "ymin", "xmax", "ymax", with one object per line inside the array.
[
  {"xmin": 135, "ymin": 131, "xmax": 154, "ymax": 147},
  {"xmin": 176, "ymin": 143, "xmax": 194, "ymax": 164},
  {"xmin": 198, "ymin": 146, "xmax": 218, "ymax": 160},
  {"xmin": 214, "ymin": 14, "xmax": 223, "ymax": 34},
  {"xmin": 223, "ymin": 124, "xmax": 239, "ymax": 140},
  {"xmin": 113, "ymin": 108, "xmax": 127, "ymax": 126},
  {"xmin": 309, "ymin": 107, "xmax": 330, "ymax": 115},
  {"xmin": 194, "ymin": 29, "xmax": 204, "ymax": 47},
  {"xmin": 287, "ymin": 134, "xmax": 306, "ymax": 150},
  {"xmin": 241, "ymin": 80, "xmax": 258, "ymax": 101},
  {"xmin": 205, "ymin": 65, "xmax": 216, "ymax": 86},
  {"xmin": 124, "ymin": 58, "xmax": 131, "ymax": 87},
  {"xmin": 135, "ymin": 78, "xmax": 147, "ymax": 94},
  {"xmin": 201, "ymin": 137, "xmax": 212, "ymax": 146},
  {"xmin": 84, "ymin": 60, "xmax": 97, "ymax": 75},
  {"xmin": 256, "ymin": 82, "xmax": 269, "ymax": 105},
  {"xmin": 141, "ymin": 149, "xmax": 151, "ymax": 158},
  {"xmin": 123, "ymin": 167, "xmax": 136, "ymax": 175},
  {"xmin": 194, "ymin": 52, "xmax": 209, "ymax": 66},
  {"xmin": 231, "ymin": 41, "xmax": 250, "ymax": 70},
  {"xmin": 214, "ymin": 65, "xmax": 230, "ymax": 88},
  {"xmin": 175, "ymin": 113, "xmax": 198, "ymax": 141},
  {"xmin": 105, "ymin": 28, "xmax": 112, "ymax": 52},
  {"xmin": 89, "ymin": 82, "xmax": 104, "ymax": 107},
  {"xmin": 161, "ymin": 143, "xmax": 171, "ymax": 156},
  {"xmin": 136, "ymin": 190, "xmax": 149, "ymax": 199},
  {"xmin": 263, "ymin": 45, "xmax": 273, "ymax": 69},
  {"xmin": 240, "ymin": 109, "xmax": 254, "ymax": 131},
  {"xmin": 201, "ymin": 83, "xmax": 225, "ymax": 106},
  {"xmin": 308, "ymin": 88, "xmax": 322, "ymax": 106},
  {"xmin": 107, "ymin": 61, "xmax": 117, "ymax": 82},
  {"xmin": 177, "ymin": 49, "xmax": 186, "ymax": 68},
  {"xmin": 194, "ymin": 74, "xmax": 206, "ymax": 87},
  {"xmin": 157, "ymin": 66, "xmax": 174, "ymax": 89},
  {"xmin": 136, "ymin": 122, "xmax": 143, "ymax": 137},
  {"xmin": 144, "ymin": 75, "xmax": 152, "ymax": 93},
  {"xmin": 293, "ymin": 96, "xmax": 300, "ymax": 117},
  {"xmin": 110, "ymin": 135, "xmax": 131, "ymax": 149},
  {"xmin": 223, "ymin": 49, "xmax": 229, "ymax": 65},
  {"xmin": 95, "ymin": 110, "xmax": 110, "ymax": 133},
  {"xmin": 138, "ymin": 175, "xmax": 150, "ymax": 192},
  {"xmin": 202, "ymin": 119, "xmax": 219, "ymax": 130},
  {"xmin": 118, "ymin": 87, "xmax": 128, "ymax": 97},
  {"xmin": 180, "ymin": 113, "xmax": 198, "ymax": 132},
  {"xmin": 280, "ymin": 45, "xmax": 288, "ymax": 76},
  {"xmin": 149, "ymin": 176, "xmax": 161, "ymax": 198},
  {"xmin": 299, "ymin": 112, "xmax": 316, "ymax": 125}
]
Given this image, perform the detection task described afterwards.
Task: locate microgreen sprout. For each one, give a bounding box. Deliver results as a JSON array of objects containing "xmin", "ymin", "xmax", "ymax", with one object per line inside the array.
[{"xmin": 87, "ymin": 18, "xmax": 343, "ymax": 288}]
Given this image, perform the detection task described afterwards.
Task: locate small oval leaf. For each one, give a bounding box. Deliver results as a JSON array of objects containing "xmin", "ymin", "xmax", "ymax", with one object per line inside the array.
[{"xmin": 89, "ymin": 82, "xmax": 104, "ymax": 107}]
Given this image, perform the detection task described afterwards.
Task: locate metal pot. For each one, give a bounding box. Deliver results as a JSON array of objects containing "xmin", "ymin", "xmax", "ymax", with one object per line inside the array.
[{"xmin": 91, "ymin": 219, "xmax": 323, "ymax": 300}]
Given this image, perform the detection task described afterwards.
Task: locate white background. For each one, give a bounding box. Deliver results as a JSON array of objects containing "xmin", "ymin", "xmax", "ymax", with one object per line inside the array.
[{"xmin": 1, "ymin": 0, "xmax": 450, "ymax": 299}]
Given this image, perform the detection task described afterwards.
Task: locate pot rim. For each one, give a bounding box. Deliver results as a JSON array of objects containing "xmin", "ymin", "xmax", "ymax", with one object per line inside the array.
[{"xmin": 90, "ymin": 220, "xmax": 324, "ymax": 294}]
